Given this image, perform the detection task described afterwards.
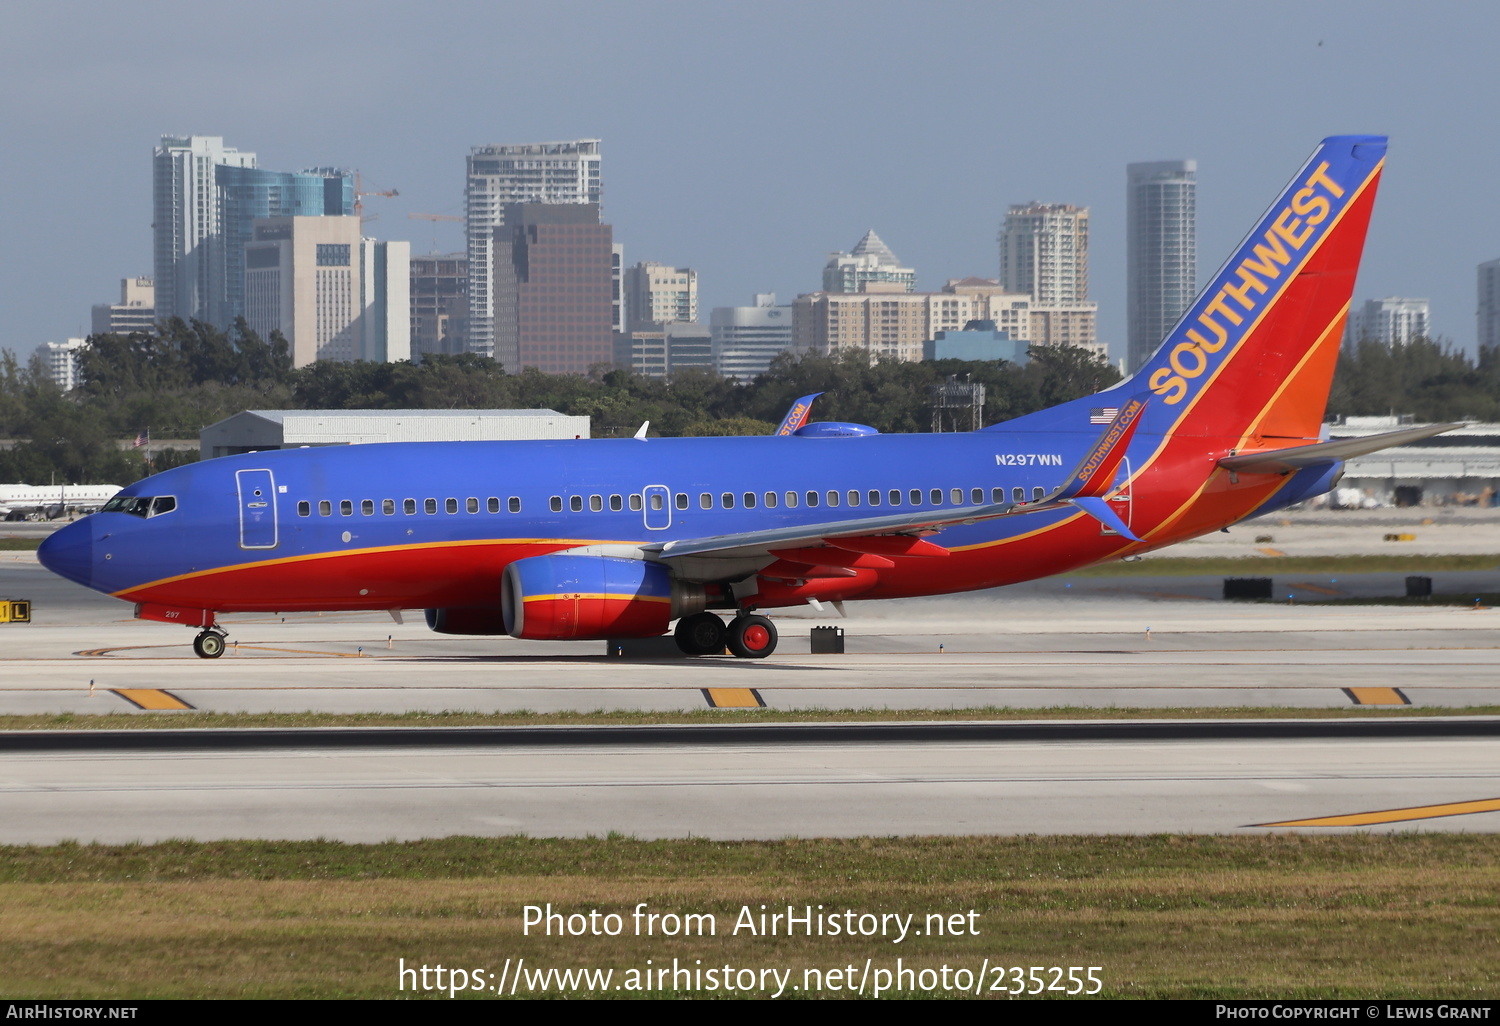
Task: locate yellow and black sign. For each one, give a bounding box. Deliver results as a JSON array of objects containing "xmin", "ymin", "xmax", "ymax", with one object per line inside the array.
[{"xmin": 0, "ymin": 599, "xmax": 30, "ymax": 624}]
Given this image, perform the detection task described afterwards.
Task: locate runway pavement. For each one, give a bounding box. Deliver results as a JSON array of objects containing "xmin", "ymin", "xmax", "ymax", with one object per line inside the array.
[{"xmin": 1, "ymin": 720, "xmax": 1496, "ymax": 842}]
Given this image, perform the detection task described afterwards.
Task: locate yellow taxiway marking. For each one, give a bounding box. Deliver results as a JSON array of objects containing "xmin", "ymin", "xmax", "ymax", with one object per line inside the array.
[
  {"xmin": 111, "ymin": 689, "xmax": 194, "ymax": 710},
  {"xmin": 1260, "ymin": 797, "xmax": 1500, "ymax": 828},
  {"xmin": 1344, "ymin": 686, "xmax": 1410, "ymax": 706},
  {"xmin": 703, "ymin": 688, "xmax": 765, "ymax": 709},
  {"xmin": 1257, "ymin": 547, "xmax": 1287, "ymax": 557}
]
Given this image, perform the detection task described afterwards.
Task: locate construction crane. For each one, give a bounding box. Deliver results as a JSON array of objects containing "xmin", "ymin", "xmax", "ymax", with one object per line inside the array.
[{"xmin": 353, "ymin": 171, "xmax": 398, "ymax": 223}]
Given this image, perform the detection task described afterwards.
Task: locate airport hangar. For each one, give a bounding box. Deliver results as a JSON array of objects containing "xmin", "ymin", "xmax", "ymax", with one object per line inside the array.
[{"xmin": 198, "ymin": 408, "xmax": 592, "ymax": 460}]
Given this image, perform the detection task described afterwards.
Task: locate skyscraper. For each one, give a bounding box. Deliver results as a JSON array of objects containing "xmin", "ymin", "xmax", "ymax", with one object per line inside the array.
[
  {"xmin": 1479, "ymin": 260, "xmax": 1500, "ymax": 351},
  {"xmin": 999, "ymin": 203, "xmax": 1099, "ymax": 353},
  {"xmin": 153, "ymin": 135, "xmax": 256, "ymax": 323},
  {"xmin": 823, "ymin": 231, "xmax": 916, "ymax": 293},
  {"xmin": 490, "ymin": 202, "xmax": 614, "ymax": 374},
  {"xmin": 625, "ymin": 262, "xmax": 698, "ymax": 331},
  {"xmin": 216, "ymin": 165, "xmax": 353, "ymax": 325},
  {"xmin": 243, "ymin": 216, "xmax": 409, "ymax": 367},
  {"xmin": 1000, "ymin": 203, "xmax": 1089, "ymax": 303},
  {"xmin": 465, "ymin": 140, "xmax": 602, "ymax": 359},
  {"xmin": 1127, "ymin": 160, "xmax": 1197, "ymax": 372},
  {"xmin": 710, "ymin": 294, "xmax": 794, "ymax": 382},
  {"xmin": 1345, "ymin": 297, "xmax": 1431, "ymax": 346}
]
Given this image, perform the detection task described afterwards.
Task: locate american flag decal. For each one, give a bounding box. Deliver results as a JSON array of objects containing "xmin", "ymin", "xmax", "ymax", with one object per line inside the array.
[{"xmin": 1089, "ymin": 408, "xmax": 1118, "ymax": 425}]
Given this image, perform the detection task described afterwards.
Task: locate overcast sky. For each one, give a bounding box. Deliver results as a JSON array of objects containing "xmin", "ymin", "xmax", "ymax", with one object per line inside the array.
[{"xmin": 3, "ymin": 0, "xmax": 1497, "ymax": 363}]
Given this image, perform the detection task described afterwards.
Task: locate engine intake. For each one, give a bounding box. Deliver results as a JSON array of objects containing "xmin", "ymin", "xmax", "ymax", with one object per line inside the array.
[{"xmin": 501, "ymin": 555, "xmax": 705, "ymax": 640}]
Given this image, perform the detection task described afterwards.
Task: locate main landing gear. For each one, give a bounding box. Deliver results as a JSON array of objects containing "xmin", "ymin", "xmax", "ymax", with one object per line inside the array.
[
  {"xmin": 192, "ymin": 627, "xmax": 228, "ymax": 659},
  {"xmin": 673, "ymin": 612, "xmax": 778, "ymax": 658}
]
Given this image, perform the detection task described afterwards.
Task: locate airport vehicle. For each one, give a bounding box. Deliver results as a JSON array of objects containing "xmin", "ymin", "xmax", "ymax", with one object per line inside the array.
[
  {"xmin": 0, "ymin": 483, "xmax": 121, "ymax": 520},
  {"xmin": 39, "ymin": 135, "xmax": 1446, "ymax": 660}
]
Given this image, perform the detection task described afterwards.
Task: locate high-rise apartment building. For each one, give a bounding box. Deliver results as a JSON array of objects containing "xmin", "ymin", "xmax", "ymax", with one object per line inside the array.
[
  {"xmin": 792, "ymin": 292, "xmax": 973, "ymax": 362},
  {"xmin": 1000, "ymin": 203, "xmax": 1089, "ymax": 303},
  {"xmin": 490, "ymin": 203, "xmax": 614, "ymax": 374},
  {"xmin": 1479, "ymin": 260, "xmax": 1500, "ymax": 351},
  {"xmin": 410, "ymin": 253, "xmax": 468, "ymax": 358},
  {"xmin": 710, "ymin": 294, "xmax": 794, "ymax": 382},
  {"xmin": 823, "ymin": 231, "xmax": 916, "ymax": 293},
  {"xmin": 1345, "ymin": 297, "xmax": 1431, "ymax": 346},
  {"xmin": 243, "ymin": 216, "xmax": 409, "ymax": 366},
  {"xmin": 625, "ymin": 262, "xmax": 698, "ymax": 331},
  {"xmin": 153, "ymin": 135, "xmax": 256, "ymax": 323},
  {"xmin": 36, "ymin": 339, "xmax": 88, "ymax": 391},
  {"xmin": 91, "ymin": 277, "xmax": 156, "ymax": 335},
  {"xmin": 1127, "ymin": 160, "xmax": 1196, "ymax": 372},
  {"xmin": 999, "ymin": 202, "xmax": 1099, "ymax": 354},
  {"xmin": 465, "ymin": 140, "xmax": 602, "ymax": 359}
]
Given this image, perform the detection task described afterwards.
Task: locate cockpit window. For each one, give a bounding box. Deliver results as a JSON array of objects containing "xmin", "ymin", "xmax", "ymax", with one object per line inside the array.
[{"xmin": 103, "ymin": 495, "xmax": 176, "ymax": 518}]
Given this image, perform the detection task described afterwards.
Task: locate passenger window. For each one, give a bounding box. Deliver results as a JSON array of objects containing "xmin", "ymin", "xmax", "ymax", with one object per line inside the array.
[
  {"xmin": 909, "ymin": 489, "xmax": 922, "ymax": 505},
  {"xmin": 785, "ymin": 491, "xmax": 799, "ymax": 508},
  {"xmin": 971, "ymin": 488, "xmax": 983, "ymax": 504},
  {"xmin": 384, "ymin": 499, "xmax": 397, "ymax": 515},
  {"xmin": 403, "ymin": 498, "xmax": 417, "ymax": 514},
  {"xmin": 649, "ymin": 493, "xmax": 663, "ymax": 511},
  {"xmin": 675, "ymin": 493, "xmax": 688, "ymax": 510},
  {"xmin": 487, "ymin": 497, "xmax": 500, "ymax": 514},
  {"xmin": 888, "ymin": 489, "xmax": 901, "ymax": 506},
  {"xmin": 467, "ymin": 497, "xmax": 480, "ymax": 514},
  {"xmin": 951, "ymin": 488, "xmax": 963, "ymax": 505},
  {"xmin": 867, "ymin": 490, "xmax": 881, "ymax": 506},
  {"xmin": 609, "ymin": 494, "xmax": 622, "ymax": 511},
  {"xmin": 743, "ymin": 492, "xmax": 757, "ymax": 509},
  {"xmin": 570, "ymin": 495, "xmax": 583, "ymax": 512},
  {"xmin": 550, "ymin": 496, "xmax": 563, "ymax": 512},
  {"xmin": 764, "ymin": 491, "xmax": 778, "ymax": 508},
  {"xmin": 509, "ymin": 497, "xmax": 522, "ymax": 513},
  {"xmin": 699, "ymin": 493, "xmax": 712, "ymax": 509},
  {"xmin": 446, "ymin": 498, "xmax": 459, "ymax": 514},
  {"xmin": 930, "ymin": 489, "xmax": 943, "ymax": 505},
  {"xmin": 847, "ymin": 490, "xmax": 860, "ymax": 507},
  {"xmin": 721, "ymin": 492, "xmax": 735, "ymax": 509},
  {"xmin": 319, "ymin": 500, "xmax": 332, "ymax": 516},
  {"xmin": 630, "ymin": 494, "xmax": 643, "ymax": 511},
  {"xmin": 340, "ymin": 500, "xmax": 353, "ymax": 516},
  {"xmin": 1033, "ymin": 486, "xmax": 1045, "ymax": 501},
  {"xmin": 826, "ymin": 490, "xmax": 840, "ymax": 507},
  {"xmin": 361, "ymin": 499, "xmax": 375, "ymax": 515},
  {"xmin": 1012, "ymin": 487, "xmax": 1025, "ymax": 503},
  {"xmin": 589, "ymin": 495, "xmax": 602, "ymax": 512},
  {"xmin": 297, "ymin": 501, "xmax": 311, "ymax": 517},
  {"xmin": 991, "ymin": 487, "xmax": 1004, "ymax": 503},
  {"xmin": 424, "ymin": 498, "xmax": 438, "ymax": 514},
  {"xmin": 805, "ymin": 491, "xmax": 819, "ymax": 507}
]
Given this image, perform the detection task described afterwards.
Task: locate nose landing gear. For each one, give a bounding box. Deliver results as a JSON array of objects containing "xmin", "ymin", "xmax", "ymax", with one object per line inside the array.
[{"xmin": 192, "ymin": 628, "xmax": 228, "ymax": 659}]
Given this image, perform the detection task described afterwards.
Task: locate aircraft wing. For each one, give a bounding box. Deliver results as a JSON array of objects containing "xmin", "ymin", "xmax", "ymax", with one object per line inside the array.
[{"xmin": 1218, "ymin": 423, "xmax": 1462, "ymax": 474}]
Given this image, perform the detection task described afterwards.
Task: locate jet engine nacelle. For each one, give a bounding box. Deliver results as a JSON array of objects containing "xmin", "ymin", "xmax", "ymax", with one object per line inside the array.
[
  {"xmin": 501, "ymin": 554, "xmax": 706, "ymax": 641},
  {"xmin": 424, "ymin": 606, "xmax": 507, "ymax": 635}
]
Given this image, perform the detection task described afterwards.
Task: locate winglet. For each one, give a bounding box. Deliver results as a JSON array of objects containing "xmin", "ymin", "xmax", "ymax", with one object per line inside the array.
[
  {"xmin": 775, "ymin": 393, "xmax": 823, "ymax": 436},
  {"xmin": 1054, "ymin": 395, "xmax": 1148, "ymax": 501}
]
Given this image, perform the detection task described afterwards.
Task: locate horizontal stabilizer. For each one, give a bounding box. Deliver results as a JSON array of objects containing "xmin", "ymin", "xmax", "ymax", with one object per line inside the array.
[
  {"xmin": 1218, "ymin": 423, "xmax": 1462, "ymax": 474},
  {"xmin": 1067, "ymin": 497, "xmax": 1140, "ymax": 542}
]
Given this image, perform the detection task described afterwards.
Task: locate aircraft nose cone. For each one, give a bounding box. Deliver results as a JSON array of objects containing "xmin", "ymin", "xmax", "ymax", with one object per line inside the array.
[{"xmin": 37, "ymin": 521, "xmax": 92, "ymax": 588}]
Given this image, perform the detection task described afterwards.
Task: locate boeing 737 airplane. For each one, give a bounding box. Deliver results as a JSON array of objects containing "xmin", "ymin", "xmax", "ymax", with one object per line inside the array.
[{"xmin": 40, "ymin": 135, "xmax": 1453, "ymax": 659}]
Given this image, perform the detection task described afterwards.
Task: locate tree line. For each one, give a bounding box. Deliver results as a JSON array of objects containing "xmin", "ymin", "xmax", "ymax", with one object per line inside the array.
[{"xmin": 7, "ymin": 317, "xmax": 1493, "ymax": 486}]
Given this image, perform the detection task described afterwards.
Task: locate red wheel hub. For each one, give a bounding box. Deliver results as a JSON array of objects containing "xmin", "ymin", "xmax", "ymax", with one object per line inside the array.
[{"xmin": 743, "ymin": 624, "xmax": 771, "ymax": 650}]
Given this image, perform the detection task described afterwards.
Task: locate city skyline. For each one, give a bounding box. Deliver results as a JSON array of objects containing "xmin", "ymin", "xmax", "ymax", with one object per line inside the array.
[{"xmin": 5, "ymin": 2, "xmax": 1498, "ymax": 364}]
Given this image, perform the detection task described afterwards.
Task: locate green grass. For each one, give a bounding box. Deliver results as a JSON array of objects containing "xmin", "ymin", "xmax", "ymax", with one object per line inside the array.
[
  {"xmin": 1072, "ymin": 553, "xmax": 1500, "ymax": 577},
  {"xmin": 0, "ymin": 537, "xmax": 42, "ymax": 550},
  {"xmin": 3, "ymin": 706, "xmax": 1499, "ymax": 732},
  {"xmin": 0, "ymin": 835, "xmax": 1495, "ymax": 998}
]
